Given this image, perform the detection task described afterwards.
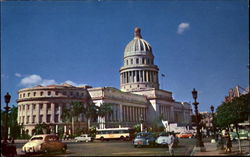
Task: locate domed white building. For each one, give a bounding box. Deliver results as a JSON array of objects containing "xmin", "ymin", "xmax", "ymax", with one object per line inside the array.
[{"xmin": 17, "ymin": 27, "xmax": 192, "ymax": 135}]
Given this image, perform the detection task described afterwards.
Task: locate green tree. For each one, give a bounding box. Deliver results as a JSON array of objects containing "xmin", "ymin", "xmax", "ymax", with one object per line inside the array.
[
  {"xmin": 215, "ymin": 93, "xmax": 249, "ymax": 153},
  {"xmin": 83, "ymin": 102, "xmax": 98, "ymax": 132},
  {"xmin": 34, "ymin": 122, "xmax": 50, "ymax": 135},
  {"xmin": 1, "ymin": 105, "xmax": 22, "ymax": 139},
  {"xmin": 97, "ymin": 103, "xmax": 113, "ymax": 129},
  {"xmin": 60, "ymin": 101, "xmax": 84, "ymax": 135}
]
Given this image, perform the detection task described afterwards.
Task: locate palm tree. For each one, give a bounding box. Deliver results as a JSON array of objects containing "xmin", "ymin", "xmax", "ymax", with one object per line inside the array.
[
  {"xmin": 97, "ymin": 103, "xmax": 113, "ymax": 129},
  {"xmin": 60, "ymin": 102, "xmax": 84, "ymax": 135},
  {"xmin": 82, "ymin": 102, "xmax": 98, "ymax": 132}
]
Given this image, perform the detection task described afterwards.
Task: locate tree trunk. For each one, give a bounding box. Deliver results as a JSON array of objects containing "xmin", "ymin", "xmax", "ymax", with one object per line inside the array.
[
  {"xmin": 235, "ymin": 124, "xmax": 242, "ymax": 153},
  {"xmin": 72, "ymin": 117, "xmax": 75, "ymax": 136},
  {"xmin": 87, "ymin": 118, "xmax": 90, "ymax": 132}
]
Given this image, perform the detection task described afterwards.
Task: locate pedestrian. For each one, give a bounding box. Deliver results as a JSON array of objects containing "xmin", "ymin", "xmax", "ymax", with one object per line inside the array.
[
  {"xmin": 168, "ymin": 132, "xmax": 175, "ymax": 156},
  {"xmin": 217, "ymin": 133, "xmax": 224, "ymax": 150},
  {"xmin": 224, "ymin": 129, "xmax": 232, "ymax": 153}
]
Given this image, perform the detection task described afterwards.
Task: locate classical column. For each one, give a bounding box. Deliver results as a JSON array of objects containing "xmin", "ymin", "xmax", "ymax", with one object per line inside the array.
[
  {"xmin": 30, "ymin": 104, "xmax": 33, "ymax": 124},
  {"xmin": 51, "ymin": 103, "xmax": 55, "ymax": 123},
  {"xmin": 59, "ymin": 104, "xmax": 62, "ymax": 123},
  {"xmin": 36, "ymin": 104, "xmax": 39, "ymax": 123},
  {"xmin": 133, "ymin": 71, "xmax": 136, "ymax": 82},
  {"xmin": 43, "ymin": 103, "xmax": 47, "ymax": 123},
  {"xmin": 24, "ymin": 104, "xmax": 27, "ymax": 124},
  {"xmin": 142, "ymin": 71, "xmax": 145, "ymax": 82},
  {"xmin": 119, "ymin": 104, "xmax": 123, "ymax": 122},
  {"xmin": 147, "ymin": 71, "xmax": 149, "ymax": 82}
]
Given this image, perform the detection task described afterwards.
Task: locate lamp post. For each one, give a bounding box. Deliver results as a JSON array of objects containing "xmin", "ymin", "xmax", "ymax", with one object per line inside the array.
[
  {"xmin": 192, "ymin": 88, "xmax": 205, "ymax": 152},
  {"xmin": 4, "ymin": 92, "xmax": 11, "ymax": 143},
  {"xmin": 139, "ymin": 114, "xmax": 144, "ymax": 132},
  {"xmin": 210, "ymin": 105, "xmax": 216, "ymax": 143}
]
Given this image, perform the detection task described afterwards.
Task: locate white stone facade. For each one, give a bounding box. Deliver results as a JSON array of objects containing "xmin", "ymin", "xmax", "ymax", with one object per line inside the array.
[
  {"xmin": 17, "ymin": 83, "xmax": 90, "ymax": 135},
  {"xmin": 17, "ymin": 27, "xmax": 192, "ymax": 135}
]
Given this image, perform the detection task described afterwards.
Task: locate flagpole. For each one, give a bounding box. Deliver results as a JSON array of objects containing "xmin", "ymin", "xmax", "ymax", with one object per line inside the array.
[{"xmin": 161, "ymin": 73, "xmax": 165, "ymax": 89}]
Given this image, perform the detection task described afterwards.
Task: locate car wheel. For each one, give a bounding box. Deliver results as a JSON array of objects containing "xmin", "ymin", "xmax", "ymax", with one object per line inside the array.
[
  {"xmin": 61, "ymin": 147, "xmax": 66, "ymax": 153},
  {"xmin": 120, "ymin": 136, "xmax": 124, "ymax": 141},
  {"xmin": 44, "ymin": 149, "xmax": 49, "ymax": 154},
  {"xmin": 100, "ymin": 137, "xmax": 104, "ymax": 142}
]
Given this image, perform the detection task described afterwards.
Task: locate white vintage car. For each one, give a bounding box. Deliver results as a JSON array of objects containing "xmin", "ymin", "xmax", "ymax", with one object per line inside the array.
[
  {"xmin": 74, "ymin": 134, "xmax": 93, "ymax": 142},
  {"xmin": 22, "ymin": 134, "xmax": 67, "ymax": 154}
]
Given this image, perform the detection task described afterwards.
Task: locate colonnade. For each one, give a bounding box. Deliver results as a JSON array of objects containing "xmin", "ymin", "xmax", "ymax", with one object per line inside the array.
[
  {"xmin": 120, "ymin": 70, "xmax": 158, "ymax": 84},
  {"xmin": 159, "ymin": 105, "xmax": 171, "ymax": 121},
  {"xmin": 122, "ymin": 105, "xmax": 146, "ymax": 122},
  {"xmin": 18, "ymin": 103, "xmax": 63, "ymax": 125}
]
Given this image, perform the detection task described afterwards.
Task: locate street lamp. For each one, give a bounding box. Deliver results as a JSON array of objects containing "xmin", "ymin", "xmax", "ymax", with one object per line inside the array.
[
  {"xmin": 139, "ymin": 114, "xmax": 144, "ymax": 132},
  {"xmin": 210, "ymin": 105, "xmax": 216, "ymax": 143},
  {"xmin": 192, "ymin": 88, "xmax": 206, "ymax": 152},
  {"xmin": 4, "ymin": 92, "xmax": 11, "ymax": 143}
]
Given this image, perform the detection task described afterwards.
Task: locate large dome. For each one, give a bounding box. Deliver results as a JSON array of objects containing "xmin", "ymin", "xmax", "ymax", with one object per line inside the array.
[{"xmin": 124, "ymin": 27, "xmax": 153, "ymax": 58}]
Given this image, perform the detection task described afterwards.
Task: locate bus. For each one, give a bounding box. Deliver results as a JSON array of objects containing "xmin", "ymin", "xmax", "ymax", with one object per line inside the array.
[{"xmin": 95, "ymin": 128, "xmax": 135, "ymax": 141}]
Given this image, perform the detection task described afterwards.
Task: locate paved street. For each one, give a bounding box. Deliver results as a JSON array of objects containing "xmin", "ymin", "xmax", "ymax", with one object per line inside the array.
[{"xmin": 16, "ymin": 138, "xmax": 196, "ymax": 156}]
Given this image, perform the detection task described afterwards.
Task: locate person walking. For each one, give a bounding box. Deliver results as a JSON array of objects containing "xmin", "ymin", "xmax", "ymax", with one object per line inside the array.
[
  {"xmin": 168, "ymin": 132, "xmax": 175, "ymax": 156},
  {"xmin": 224, "ymin": 129, "xmax": 232, "ymax": 153}
]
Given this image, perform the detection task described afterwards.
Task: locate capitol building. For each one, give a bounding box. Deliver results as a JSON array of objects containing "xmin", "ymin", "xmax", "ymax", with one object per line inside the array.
[{"xmin": 17, "ymin": 27, "xmax": 192, "ymax": 135}]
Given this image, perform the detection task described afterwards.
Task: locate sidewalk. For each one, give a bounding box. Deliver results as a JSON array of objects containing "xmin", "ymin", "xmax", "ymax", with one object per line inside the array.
[{"xmin": 192, "ymin": 140, "xmax": 250, "ymax": 156}]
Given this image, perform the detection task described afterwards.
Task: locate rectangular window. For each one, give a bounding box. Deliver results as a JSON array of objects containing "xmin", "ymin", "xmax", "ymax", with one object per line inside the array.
[
  {"xmin": 32, "ymin": 116, "xmax": 36, "ymax": 123},
  {"xmin": 55, "ymin": 114, "xmax": 59, "ymax": 123},
  {"xmin": 55, "ymin": 91, "xmax": 59, "ymax": 95},
  {"xmin": 39, "ymin": 115, "xmax": 43, "ymax": 123},
  {"xmin": 27, "ymin": 105, "xmax": 29, "ymax": 110},
  {"xmin": 70, "ymin": 92, "xmax": 73, "ymax": 96},
  {"xmin": 131, "ymin": 59, "xmax": 133, "ymax": 64},
  {"xmin": 23, "ymin": 93, "xmax": 25, "ymax": 97},
  {"xmin": 40, "ymin": 104, "xmax": 43, "ymax": 110},
  {"xmin": 27, "ymin": 116, "xmax": 30, "ymax": 124},
  {"xmin": 48, "ymin": 91, "xmax": 51, "ymax": 96},
  {"xmin": 33, "ymin": 92, "xmax": 36, "ymax": 96},
  {"xmin": 47, "ymin": 115, "xmax": 51, "ymax": 123},
  {"xmin": 40, "ymin": 92, "xmax": 43, "ymax": 96},
  {"xmin": 28, "ymin": 93, "xmax": 30, "ymax": 97},
  {"xmin": 33, "ymin": 104, "xmax": 36, "ymax": 110}
]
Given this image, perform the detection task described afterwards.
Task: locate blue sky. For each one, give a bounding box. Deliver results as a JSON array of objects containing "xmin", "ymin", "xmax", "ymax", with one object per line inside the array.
[{"xmin": 1, "ymin": 0, "xmax": 249, "ymax": 112}]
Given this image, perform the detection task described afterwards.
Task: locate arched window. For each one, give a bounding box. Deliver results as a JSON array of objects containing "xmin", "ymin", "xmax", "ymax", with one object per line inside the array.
[
  {"xmin": 131, "ymin": 59, "xmax": 133, "ymax": 64},
  {"xmin": 136, "ymin": 58, "xmax": 139, "ymax": 64}
]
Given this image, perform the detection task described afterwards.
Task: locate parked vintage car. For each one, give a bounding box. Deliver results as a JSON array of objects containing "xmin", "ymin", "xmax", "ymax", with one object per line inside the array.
[
  {"xmin": 176, "ymin": 132, "xmax": 193, "ymax": 138},
  {"xmin": 155, "ymin": 132, "xmax": 179, "ymax": 147},
  {"xmin": 22, "ymin": 134, "xmax": 67, "ymax": 154},
  {"xmin": 75, "ymin": 134, "xmax": 93, "ymax": 142},
  {"xmin": 133, "ymin": 132, "xmax": 156, "ymax": 148},
  {"xmin": 155, "ymin": 132, "xmax": 169, "ymax": 147},
  {"xmin": 230, "ymin": 130, "xmax": 250, "ymax": 140}
]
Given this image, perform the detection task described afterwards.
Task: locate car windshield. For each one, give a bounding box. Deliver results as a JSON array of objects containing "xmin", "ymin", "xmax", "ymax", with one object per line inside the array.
[
  {"xmin": 31, "ymin": 137, "xmax": 43, "ymax": 141},
  {"xmin": 45, "ymin": 136, "xmax": 59, "ymax": 142}
]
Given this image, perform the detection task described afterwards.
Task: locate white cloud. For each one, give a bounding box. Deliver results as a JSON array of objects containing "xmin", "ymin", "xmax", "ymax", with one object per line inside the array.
[
  {"xmin": 64, "ymin": 80, "xmax": 87, "ymax": 87},
  {"xmin": 177, "ymin": 22, "xmax": 190, "ymax": 34},
  {"xmin": 15, "ymin": 73, "xmax": 22, "ymax": 77},
  {"xmin": 18, "ymin": 74, "xmax": 86, "ymax": 88},
  {"xmin": 19, "ymin": 74, "xmax": 56, "ymax": 88}
]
